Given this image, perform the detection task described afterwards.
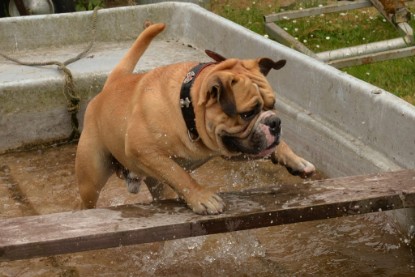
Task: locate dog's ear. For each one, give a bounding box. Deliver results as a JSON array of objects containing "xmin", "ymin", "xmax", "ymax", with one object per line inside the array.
[
  {"xmin": 259, "ymin": 58, "xmax": 286, "ymax": 76},
  {"xmin": 205, "ymin": 50, "xmax": 227, "ymax": 62},
  {"xmin": 209, "ymin": 78, "xmax": 237, "ymax": 117}
]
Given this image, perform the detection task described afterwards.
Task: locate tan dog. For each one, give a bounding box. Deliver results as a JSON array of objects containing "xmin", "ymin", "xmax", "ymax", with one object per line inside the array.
[{"xmin": 75, "ymin": 23, "xmax": 315, "ymax": 214}]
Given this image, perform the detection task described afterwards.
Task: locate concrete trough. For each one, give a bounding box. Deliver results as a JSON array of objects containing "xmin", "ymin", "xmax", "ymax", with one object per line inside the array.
[
  {"xmin": 1, "ymin": 2, "xmax": 414, "ymax": 176},
  {"xmin": 0, "ymin": 2, "xmax": 414, "ymax": 225}
]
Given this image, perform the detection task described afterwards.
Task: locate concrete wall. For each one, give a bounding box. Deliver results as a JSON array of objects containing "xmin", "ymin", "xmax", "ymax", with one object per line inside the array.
[{"xmin": 1, "ymin": 2, "xmax": 414, "ymax": 178}]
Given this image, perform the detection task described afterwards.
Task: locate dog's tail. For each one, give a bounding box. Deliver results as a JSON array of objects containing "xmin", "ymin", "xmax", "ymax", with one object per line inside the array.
[{"xmin": 106, "ymin": 23, "xmax": 166, "ymax": 82}]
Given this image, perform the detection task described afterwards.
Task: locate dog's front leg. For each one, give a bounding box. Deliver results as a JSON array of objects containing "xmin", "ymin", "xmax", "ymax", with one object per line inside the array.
[
  {"xmin": 271, "ymin": 140, "xmax": 315, "ymax": 178},
  {"xmin": 128, "ymin": 152, "xmax": 225, "ymax": 214}
]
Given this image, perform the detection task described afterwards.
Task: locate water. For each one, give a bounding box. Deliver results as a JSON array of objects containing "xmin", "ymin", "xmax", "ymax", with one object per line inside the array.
[{"xmin": 1, "ymin": 144, "xmax": 414, "ymax": 276}]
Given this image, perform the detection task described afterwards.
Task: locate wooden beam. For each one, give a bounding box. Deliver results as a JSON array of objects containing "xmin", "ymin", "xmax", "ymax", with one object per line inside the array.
[
  {"xmin": 264, "ymin": 22, "xmax": 319, "ymax": 58},
  {"xmin": 1, "ymin": 169, "xmax": 414, "ymax": 262},
  {"xmin": 264, "ymin": 0, "xmax": 372, "ymax": 23}
]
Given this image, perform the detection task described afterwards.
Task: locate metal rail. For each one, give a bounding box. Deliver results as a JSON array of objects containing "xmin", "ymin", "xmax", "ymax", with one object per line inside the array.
[{"xmin": 264, "ymin": 0, "xmax": 414, "ymax": 68}]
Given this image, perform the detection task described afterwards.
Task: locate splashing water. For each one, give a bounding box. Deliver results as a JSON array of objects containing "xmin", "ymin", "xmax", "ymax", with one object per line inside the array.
[{"xmin": 137, "ymin": 231, "xmax": 283, "ymax": 276}]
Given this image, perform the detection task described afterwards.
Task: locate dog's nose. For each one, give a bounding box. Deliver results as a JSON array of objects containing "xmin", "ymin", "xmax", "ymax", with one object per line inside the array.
[{"xmin": 267, "ymin": 117, "xmax": 281, "ymax": 136}]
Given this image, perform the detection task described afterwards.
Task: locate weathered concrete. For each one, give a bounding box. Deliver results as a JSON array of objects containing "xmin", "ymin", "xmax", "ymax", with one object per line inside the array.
[
  {"xmin": 0, "ymin": 1, "xmax": 414, "ymax": 255},
  {"xmin": 0, "ymin": 2, "xmax": 414, "ymax": 177}
]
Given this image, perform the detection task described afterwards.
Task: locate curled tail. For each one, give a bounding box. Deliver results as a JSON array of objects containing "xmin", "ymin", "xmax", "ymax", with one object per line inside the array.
[{"xmin": 106, "ymin": 23, "xmax": 166, "ymax": 83}]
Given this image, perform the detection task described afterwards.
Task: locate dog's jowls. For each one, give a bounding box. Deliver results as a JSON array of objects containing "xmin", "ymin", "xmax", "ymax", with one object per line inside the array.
[{"xmin": 75, "ymin": 23, "xmax": 315, "ymax": 214}]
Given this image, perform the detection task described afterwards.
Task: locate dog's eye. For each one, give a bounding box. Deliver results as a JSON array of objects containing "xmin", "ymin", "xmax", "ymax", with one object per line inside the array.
[{"xmin": 239, "ymin": 109, "xmax": 257, "ymax": 121}]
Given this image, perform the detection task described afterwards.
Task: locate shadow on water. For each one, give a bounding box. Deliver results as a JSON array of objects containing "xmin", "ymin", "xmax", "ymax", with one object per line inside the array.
[{"xmin": 0, "ymin": 144, "xmax": 414, "ymax": 276}]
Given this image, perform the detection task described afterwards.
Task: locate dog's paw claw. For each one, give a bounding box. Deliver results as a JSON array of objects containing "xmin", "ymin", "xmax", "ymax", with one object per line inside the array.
[{"xmin": 186, "ymin": 191, "xmax": 225, "ymax": 215}]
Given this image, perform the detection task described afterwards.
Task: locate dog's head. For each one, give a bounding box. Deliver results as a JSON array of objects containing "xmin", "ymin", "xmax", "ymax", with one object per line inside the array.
[{"xmin": 195, "ymin": 50, "xmax": 286, "ymax": 157}]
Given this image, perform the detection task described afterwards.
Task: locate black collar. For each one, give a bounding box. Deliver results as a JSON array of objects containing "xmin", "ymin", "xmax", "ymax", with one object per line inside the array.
[{"xmin": 180, "ymin": 62, "xmax": 215, "ymax": 142}]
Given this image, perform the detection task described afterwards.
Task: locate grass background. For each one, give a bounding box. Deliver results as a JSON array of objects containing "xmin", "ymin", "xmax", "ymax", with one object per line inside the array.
[{"xmin": 208, "ymin": 0, "xmax": 415, "ymax": 105}]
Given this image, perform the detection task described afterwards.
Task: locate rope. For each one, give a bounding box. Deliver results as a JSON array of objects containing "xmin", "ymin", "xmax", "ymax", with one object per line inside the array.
[{"xmin": 0, "ymin": 7, "xmax": 100, "ymax": 142}]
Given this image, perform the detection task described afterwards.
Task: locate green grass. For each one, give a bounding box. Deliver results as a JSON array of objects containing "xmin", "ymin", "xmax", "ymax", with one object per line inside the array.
[
  {"xmin": 277, "ymin": 10, "xmax": 399, "ymax": 52},
  {"xmin": 208, "ymin": 0, "xmax": 415, "ymax": 105},
  {"xmin": 344, "ymin": 58, "xmax": 415, "ymax": 103},
  {"xmin": 75, "ymin": 0, "xmax": 104, "ymax": 11}
]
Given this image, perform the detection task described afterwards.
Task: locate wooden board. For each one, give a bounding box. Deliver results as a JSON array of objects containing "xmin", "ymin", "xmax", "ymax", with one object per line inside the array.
[
  {"xmin": 1, "ymin": 169, "xmax": 414, "ymax": 262},
  {"xmin": 264, "ymin": 0, "xmax": 372, "ymax": 23}
]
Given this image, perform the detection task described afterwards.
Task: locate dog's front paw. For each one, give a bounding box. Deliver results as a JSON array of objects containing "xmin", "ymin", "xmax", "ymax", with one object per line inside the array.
[
  {"xmin": 271, "ymin": 152, "xmax": 315, "ymax": 179},
  {"xmin": 184, "ymin": 189, "xmax": 225, "ymax": 215},
  {"xmin": 285, "ymin": 158, "xmax": 316, "ymax": 179}
]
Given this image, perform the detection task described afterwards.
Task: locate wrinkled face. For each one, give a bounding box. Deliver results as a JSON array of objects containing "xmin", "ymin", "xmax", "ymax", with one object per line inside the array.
[{"xmin": 197, "ymin": 56, "xmax": 286, "ymax": 158}]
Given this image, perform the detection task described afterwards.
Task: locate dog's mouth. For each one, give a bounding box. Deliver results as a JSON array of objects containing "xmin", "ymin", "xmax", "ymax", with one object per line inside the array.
[
  {"xmin": 248, "ymin": 129, "xmax": 280, "ymax": 158},
  {"xmin": 221, "ymin": 122, "xmax": 280, "ymax": 158},
  {"xmin": 251, "ymin": 136, "xmax": 280, "ymax": 158}
]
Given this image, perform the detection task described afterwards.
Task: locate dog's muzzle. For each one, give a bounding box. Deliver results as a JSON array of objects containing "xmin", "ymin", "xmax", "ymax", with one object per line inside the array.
[{"xmin": 222, "ymin": 111, "xmax": 281, "ymax": 157}]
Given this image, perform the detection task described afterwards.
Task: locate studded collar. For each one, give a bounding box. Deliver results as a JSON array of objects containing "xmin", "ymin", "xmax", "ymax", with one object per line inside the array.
[{"xmin": 179, "ymin": 62, "xmax": 215, "ymax": 142}]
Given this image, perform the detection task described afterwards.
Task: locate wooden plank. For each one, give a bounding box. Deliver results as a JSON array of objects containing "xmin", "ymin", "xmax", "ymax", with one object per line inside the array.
[
  {"xmin": 264, "ymin": 0, "xmax": 372, "ymax": 23},
  {"xmin": 264, "ymin": 22, "xmax": 318, "ymax": 58},
  {"xmin": 397, "ymin": 22, "xmax": 414, "ymax": 40},
  {"xmin": 1, "ymin": 169, "xmax": 414, "ymax": 262},
  {"xmin": 370, "ymin": 0, "xmax": 394, "ymax": 24}
]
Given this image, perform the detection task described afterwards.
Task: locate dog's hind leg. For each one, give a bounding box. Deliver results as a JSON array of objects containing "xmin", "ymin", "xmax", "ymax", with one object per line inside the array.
[
  {"xmin": 114, "ymin": 165, "xmax": 144, "ymax": 194},
  {"xmin": 75, "ymin": 138, "xmax": 113, "ymax": 209},
  {"xmin": 144, "ymin": 176, "xmax": 178, "ymax": 201}
]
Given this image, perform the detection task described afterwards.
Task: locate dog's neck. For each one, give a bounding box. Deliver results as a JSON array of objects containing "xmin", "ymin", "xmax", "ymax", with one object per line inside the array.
[{"xmin": 180, "ymin": 62, "xmax": 215, "ymax": 142}]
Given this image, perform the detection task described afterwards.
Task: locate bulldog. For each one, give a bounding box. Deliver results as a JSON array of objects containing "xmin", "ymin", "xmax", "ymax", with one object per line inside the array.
[{"xmin": 75, "ymin": 23, "xmax": 315, "ymax": 214}]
